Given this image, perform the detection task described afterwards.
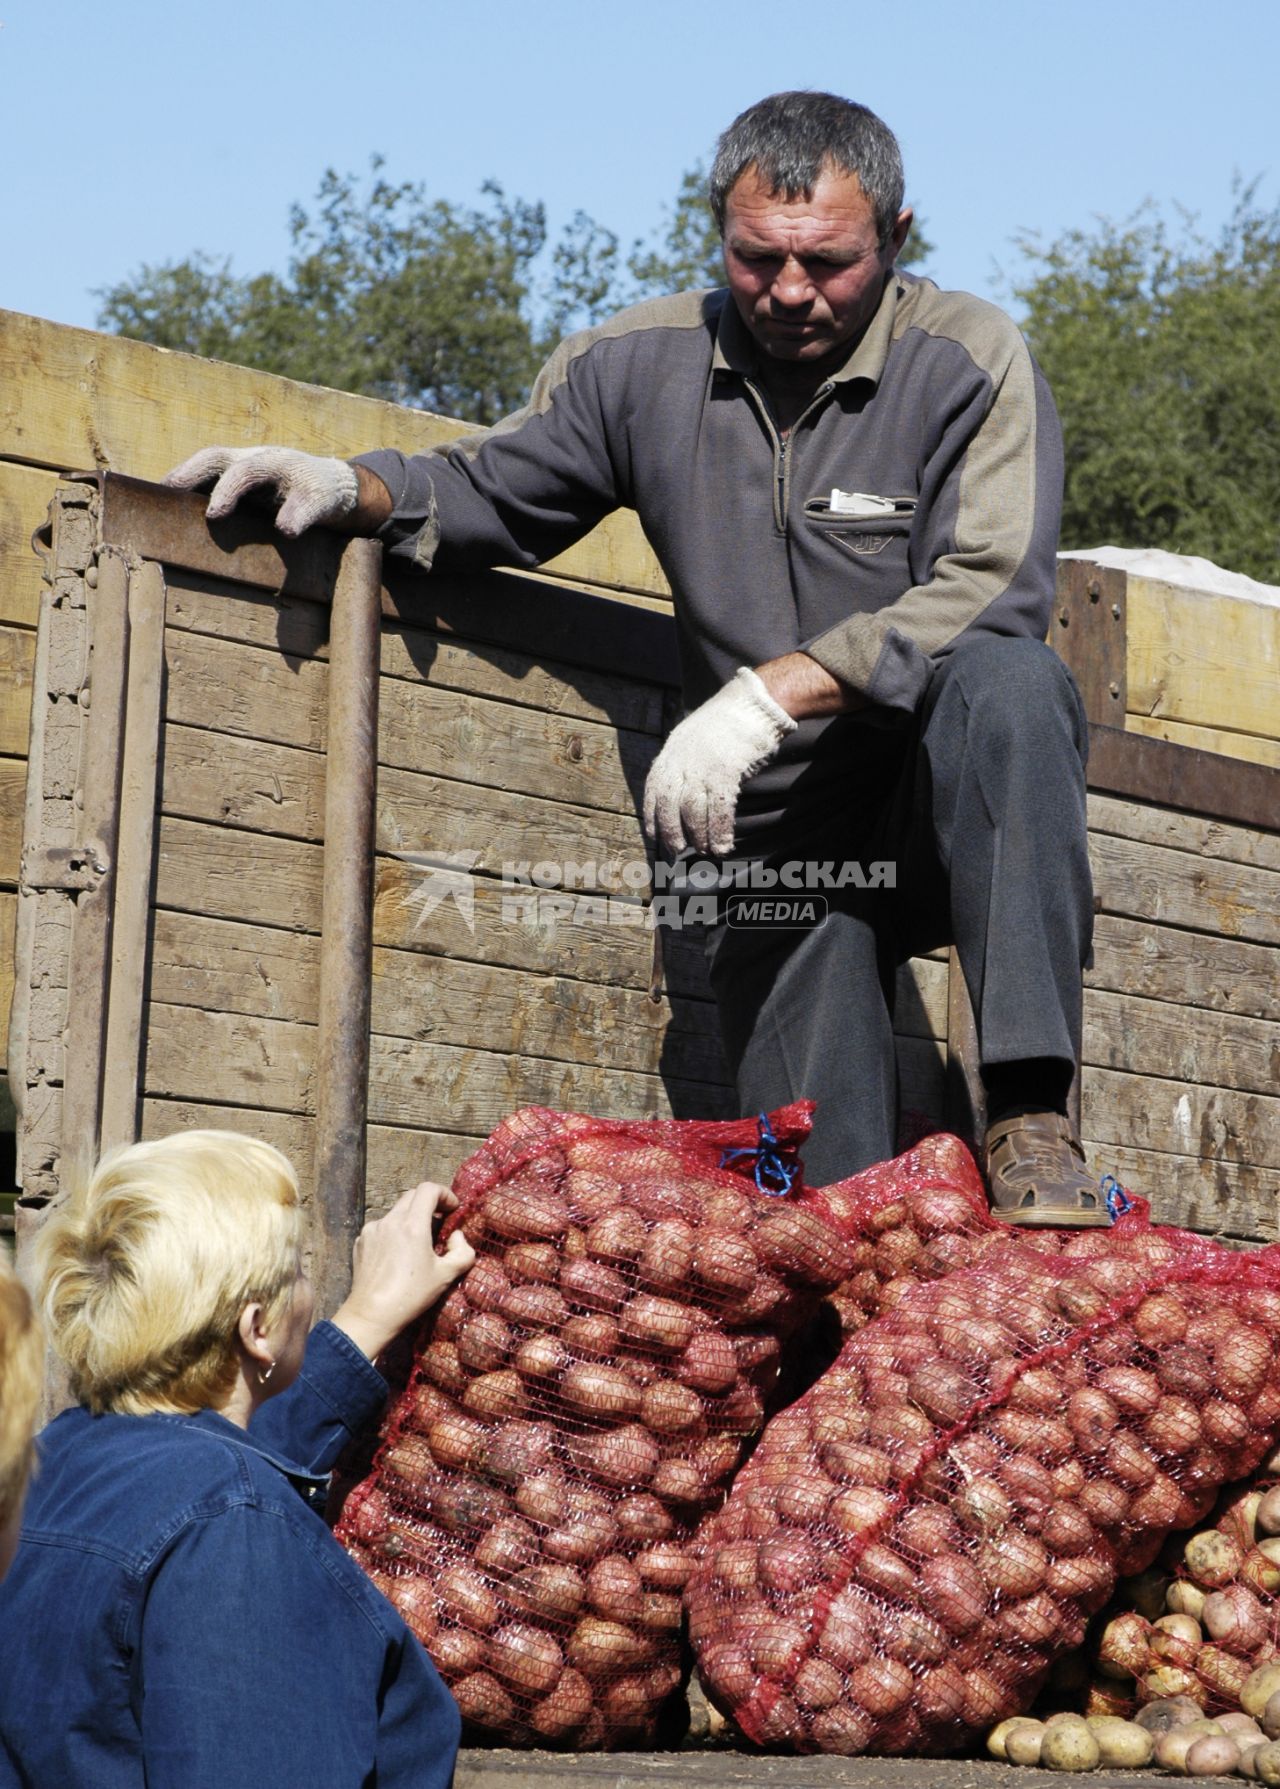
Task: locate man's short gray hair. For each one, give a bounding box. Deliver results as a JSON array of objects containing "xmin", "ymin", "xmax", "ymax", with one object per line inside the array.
[{"xmin": 709, "ymin": 91, "xmax": 905, "ymax": 246}]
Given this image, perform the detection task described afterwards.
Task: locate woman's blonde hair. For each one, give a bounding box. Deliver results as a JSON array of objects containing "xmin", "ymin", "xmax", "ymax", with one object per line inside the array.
[
  {"xmin": 0, "ymin": 1253, "xmax": 42, "ymax": 1527},
  {"xmin": 34, "ymin": 1131, "xmax": 302, "ymax": 1416}
]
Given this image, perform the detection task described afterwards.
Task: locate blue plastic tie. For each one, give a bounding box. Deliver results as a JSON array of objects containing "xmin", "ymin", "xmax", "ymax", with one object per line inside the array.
[
  {"xmin": 719, "ymin": 1111, "xmax": 801, "ymax": 1196},
  {"xmin": 1101, "ymin": 1174, "xmax": 1133, "ymax": 1222}
]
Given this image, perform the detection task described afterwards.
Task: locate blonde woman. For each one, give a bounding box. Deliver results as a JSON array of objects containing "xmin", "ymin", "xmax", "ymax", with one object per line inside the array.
[
  {"xmin": 0, "ymin": 1130, "xmax": 473, "ymax": 1788},
  {"xmin": 0, "ymin": 1249, "xmax": 41, "ymax": 1581}
]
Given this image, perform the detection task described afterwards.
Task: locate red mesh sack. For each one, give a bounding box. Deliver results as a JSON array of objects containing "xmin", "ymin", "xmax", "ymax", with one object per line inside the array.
[
  {"xmin": 685, "ymin": 1214, "xmax": 1280, "ymax": 1756},
  {"xmin": 335, "ymin": 1101, "xmax": 856, "ymax": 1748},
  {"xmin": 817, "ymin": 1134, "xmax": 996, "ymax": 1337}
]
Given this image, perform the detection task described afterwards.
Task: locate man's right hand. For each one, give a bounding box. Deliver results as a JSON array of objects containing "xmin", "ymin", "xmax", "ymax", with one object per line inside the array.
[{"xmin": 165, "ymin": 445, "xmax": 361, "ymax": 537}]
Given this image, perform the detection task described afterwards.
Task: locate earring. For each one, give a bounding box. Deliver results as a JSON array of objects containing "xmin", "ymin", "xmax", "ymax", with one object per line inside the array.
[{"xmin": 258, "ymin": 1360, "xmax": 276, "ymax": 1386}]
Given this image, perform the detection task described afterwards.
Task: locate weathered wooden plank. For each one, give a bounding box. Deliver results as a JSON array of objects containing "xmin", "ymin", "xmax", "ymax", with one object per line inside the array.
[
  {"xmin": 379, "ymin": 675, "xmax": 656, "ymax": 819},
  {"xmin": 154, "ymin": 816, "xmax": 323, "ymax": 934},
  {"xmin": 162, "ymin": 629, "xmax": 655, "ymax": 817},
  {"xmin": 1088, "ymin": 912, "xmax": 1280, "ymax": 1023},
  {"xmin": 152, "ymin": 817, "xmax": 712, "ymax": 997},
  {"xmin": 149, "ymin": 911, "xmax": 319, "ymax": 1024},
  {"xmin": 369, "ymin": 946, "xmax": 727, "ymax": 1085},
  {"xmin": 144, "ymin": 1004, "xmax": 316, "ymax": 1111},
  {"xmin": 1089, "ymin": 830, "xmax": 1279, "ymax": 947},
  {"xmin": 162, "ymin": 724, "xmax": 328, "ymax": 841},
  {"xmin": 1081, "ymin": 1065, "xmax": 1280, "ymax": 1173},
  {"xmin": 1126, "ymin": 574, "xmax": 1280, "ymax": 744},
  {"xmin": 163, "ymin": 572, "xmax": 668, "ymax": 735},
  {"xmin": 0, "ymin": 310, "xmax": 668, "ymax": 600},
  {"xmin": 0, "ymin": 627, "xmax": 35, "ymax": 759},
  {"xmin": 368, "ymin": 1031, "xmax": 733, "ymax": 1132},
  {"xmin": 1079, "ymin": 1137, "xmax": 1280, "ymax": 1243},
  {"xmin": 161, "ymin": 721, "xmax": 649, "ymax": 869},
  {"xmin": 1083, "ymin": 986, "xmax": 1278, "ymax": 1098},
  {"xmin": 142, "ymin": 1001, "xmax": 733, "ymax": 1130},
  {"xmin": 1124, "ymin": 713, "xmax": 1280, "ymax": 771},
  {"xmin": 0, "ymin": 461, "xmax": 56, "ymax": 630},
  {"xmin": 1088, "ymin": 793, "xmax": 1280, "ymax": 875},
  {"xmin": 147, "ymin": 909, "xmax": 727, "ymax": 1084},
  {"xmin": 0, "ymin": 758, "xmax": 25, "ymax": 886}
]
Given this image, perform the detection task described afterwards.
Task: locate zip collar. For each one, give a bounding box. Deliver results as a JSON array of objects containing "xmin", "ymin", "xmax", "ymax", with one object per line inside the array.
[{"xmin": 711, "ymin": 273, "xmax": 903, "ymax": 390}]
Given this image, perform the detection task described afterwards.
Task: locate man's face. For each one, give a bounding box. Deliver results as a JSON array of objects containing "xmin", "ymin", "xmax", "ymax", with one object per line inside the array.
[{"xmin": 722, "ymin": 163, "xmax": 912, "ymax": 366}]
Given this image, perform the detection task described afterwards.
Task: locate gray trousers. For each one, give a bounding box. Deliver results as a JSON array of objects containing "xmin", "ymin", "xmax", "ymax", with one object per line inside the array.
[{"xmin": 702, "ymin": 637, "xmax": 1094, "ymax": 1187}]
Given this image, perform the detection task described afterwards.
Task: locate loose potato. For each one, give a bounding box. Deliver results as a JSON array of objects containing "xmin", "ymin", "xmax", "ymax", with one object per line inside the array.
[
  {"xmin": 1155, "ymin": 1720, "xmax": 1226, "ymax": 1773},
  {"xmin": 1183, "ymin": 1734, "xmax": 1241, "ymax": 1776},
  {"xmin": 987, "ymin": 1716, "xmax": 1043, "ymax": 1761},
  {"xmin": 1087, "ymin": 1718, "xmax": 1154, "ymax": 1768},
  {"xmin": 1134, "ymin": 1694, "xmax": 1206, "ymax": 1734},
  {"xmin": 1040, "ymin": 1722, "xmax": 1101, "ymax": 1770},
  {"xmin": 1004, "ymin": 1722, "xmax": 1046, "ymax": 1765}
]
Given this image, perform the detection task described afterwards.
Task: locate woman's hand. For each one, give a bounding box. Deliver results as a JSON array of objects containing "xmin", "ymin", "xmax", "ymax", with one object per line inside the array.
[{"xmin": 330, "ymin": 1182, "xmax": 475, "ymax": 1361}]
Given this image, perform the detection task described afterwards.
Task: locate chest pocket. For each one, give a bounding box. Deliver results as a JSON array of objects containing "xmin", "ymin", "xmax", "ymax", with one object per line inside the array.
[{"xmin": 803, "ymin": 495, "xmax": 915, "ymax": 559}]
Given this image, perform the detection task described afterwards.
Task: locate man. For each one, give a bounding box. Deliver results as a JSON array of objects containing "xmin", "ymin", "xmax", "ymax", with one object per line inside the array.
[{"xmin": 169, "ymin": 91, "xmax": 1103, "ymax": 1222}]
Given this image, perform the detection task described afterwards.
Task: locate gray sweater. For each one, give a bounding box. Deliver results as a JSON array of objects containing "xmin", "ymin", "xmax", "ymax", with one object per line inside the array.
[{"xmin": 357, "ymin": 272, "xmax": 1063, "ymax": 845}]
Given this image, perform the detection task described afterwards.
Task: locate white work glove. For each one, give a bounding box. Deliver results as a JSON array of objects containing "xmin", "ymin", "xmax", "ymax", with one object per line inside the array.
[
  {"xmin": 643, "ymin": 667, "xmax": 797, "ymax": 858},
  {"xmin": 165, "ymin": 445, "xmax": 360, "ymax": 537}
]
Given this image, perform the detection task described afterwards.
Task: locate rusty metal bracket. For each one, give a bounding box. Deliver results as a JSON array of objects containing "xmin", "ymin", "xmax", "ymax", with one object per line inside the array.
[{"xmin": 20, "ymin": 842, "xmax": 111, "ymax": 893}]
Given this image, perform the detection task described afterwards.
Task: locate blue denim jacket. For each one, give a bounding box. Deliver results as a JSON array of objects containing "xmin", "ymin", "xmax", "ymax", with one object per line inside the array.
[{"xmin": 0, "ymin": 1321, "xmax": 461, "ymax": 1788}]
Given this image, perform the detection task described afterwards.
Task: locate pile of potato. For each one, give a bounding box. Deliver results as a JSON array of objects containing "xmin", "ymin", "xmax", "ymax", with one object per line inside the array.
[
  {"xmin": 991, "ymin": 1671, "xmax": 1280, "ymax": 1776},
  {"xmin": 336, "ymin": 1104, "xmax": 854, "ymax": 1748},
  {"xmin": 685, "ymin": 1222, "xmax": 1280, "ymax": 1757}
]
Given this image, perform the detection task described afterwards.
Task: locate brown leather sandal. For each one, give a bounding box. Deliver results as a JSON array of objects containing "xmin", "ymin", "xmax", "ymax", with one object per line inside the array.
[{"xmin": 984, "ymin": 1111, "xmax": 1112, "ymax": 1227}]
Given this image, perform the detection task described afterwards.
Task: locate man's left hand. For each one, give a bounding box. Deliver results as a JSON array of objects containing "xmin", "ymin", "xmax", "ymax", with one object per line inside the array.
[{"xmin": 643, "ymin": 667, "xmax": 797, "ymax": 857}]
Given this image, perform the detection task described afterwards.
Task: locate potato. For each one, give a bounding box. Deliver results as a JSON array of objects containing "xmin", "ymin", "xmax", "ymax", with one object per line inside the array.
[
  {"xmin": 1155, "ymin": 1720, "xmax": 1226, "ymax": 1773},
  {"xmin": 487, "ymin": 1621, "xmax": 565, "ymax": 1697},
  {"xmin": 1265, "ymin": 1691, "xmax": 1280, "ymax": 1742},
  {"xmin": 1167, "ymin": 1578, "xmax": 1208, "ymax": 1620},
  {"xmin": 987, "ymin": 1716, "xmax": 1043, "ymax": 1761},
  {"xmin": 1040, "ymin": 1722, "xmax": 1101, "ymax": 1770},
  {"xmin": 1097, "ymin": 1610, "xmax": 1151, "ymax": 1679},
  {"xmin": 560, "ymin": 1362, "xmax": 642, "ymax": 1421},
  {"xmin": 1183, "ymin": 1528, "xmax": 1244, "ymax": 1588},
  {"xmin": 1150, "ymin": 1612, "xmax": 1202, "ymax": 1668},
  {"xmin": 1221, "ymin": 1713, "xmax": 1266, "ymax": 1740},
  {"xmin": 1204, "ymin": 1583, "xmax": 1267, "ymax": 1654},
  {"xmin": 1005, "ymin": 1721, "xmax": 1046, "ymax": 1765},
  {"xmin": 482, "ymin": 1188, "xmax": 568, "ymax": 1241},
  {"xmin": 453, "ymin": 1670, "xmax": 516, "ymax": 1729},
  {"xmin": 1184, "ymin": 1734, "xmax": 1241, "ymax": 1777},
  {"xmin": 1134, "ymin": 1695, "xmax": 1206, "ymax": 1734},
  {"xmin": 1241, "ymin": 1740, "xmax": 1269, "ymax": 1781},
  {"xmin": 1244, "ymin": 1664, "xmax": 1280, "ymax": 1720},
  {"xmin": 1087, "ymin": 1718, "xmax": 1154, "ymax": 1768},
  {"xmin": 1255, "ymin": 1740, "xmax": 1280, "ymax": 1787}
]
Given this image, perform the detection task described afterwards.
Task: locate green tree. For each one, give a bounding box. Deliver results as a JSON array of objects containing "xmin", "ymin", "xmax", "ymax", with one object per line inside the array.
[
  {"xmin": 98, "ymin": 163, "xmax": 552, "ymax": 425},
  {"xmin": 1013, "ymin": 186, "xmax": 1280, "ymax": 582}
]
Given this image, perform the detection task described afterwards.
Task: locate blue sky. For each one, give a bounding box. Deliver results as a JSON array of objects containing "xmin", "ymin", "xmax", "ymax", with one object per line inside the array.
[{"xmin": 2, "ymin": 0, "xmax": 1276, "ymax": 335}]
